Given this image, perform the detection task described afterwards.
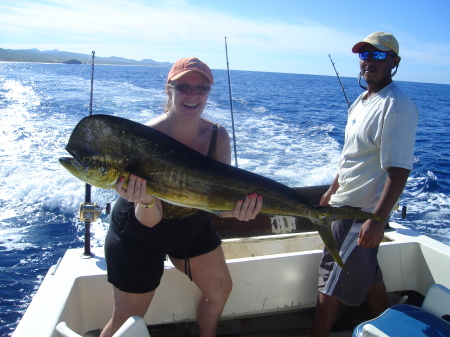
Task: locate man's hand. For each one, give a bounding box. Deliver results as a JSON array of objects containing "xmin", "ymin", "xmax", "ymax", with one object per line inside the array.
[{"xmin": 358, "ymin": 219, "xmax": 385, "ymax": 248}]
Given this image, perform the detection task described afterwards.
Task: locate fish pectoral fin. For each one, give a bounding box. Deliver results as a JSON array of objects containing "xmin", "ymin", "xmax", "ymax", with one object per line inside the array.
[
  {"xmin": 209, "ymin": 210, "xmax": 229, "ymax": 216},
  {"xmin": 313, "ymin": 217, "xmax": 348, "ymax": 273},
  {"xmin": 124, "ymin": 166, "xmax": 157, "ymax": 183}
]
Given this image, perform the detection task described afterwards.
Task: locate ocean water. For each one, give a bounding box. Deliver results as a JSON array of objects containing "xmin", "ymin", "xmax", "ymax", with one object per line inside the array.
[{"xmin": 1, "ymin": 62, "xmax": 449, "ymax": 335}]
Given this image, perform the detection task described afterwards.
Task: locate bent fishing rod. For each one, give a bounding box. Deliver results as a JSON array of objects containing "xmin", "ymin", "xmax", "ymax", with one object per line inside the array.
[
  {"xmin": 328, "ymin": 54, "xmax": 350, "ymax": 108},
  {"xmin": 224, "ymin": 37, "xmax": 239, "ymax": 168}
]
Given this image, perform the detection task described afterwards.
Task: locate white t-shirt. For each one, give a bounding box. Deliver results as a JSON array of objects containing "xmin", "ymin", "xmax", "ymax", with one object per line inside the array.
[{"xmin": 329, "ymin": 82, "xmax": 418, "ymax": 211}]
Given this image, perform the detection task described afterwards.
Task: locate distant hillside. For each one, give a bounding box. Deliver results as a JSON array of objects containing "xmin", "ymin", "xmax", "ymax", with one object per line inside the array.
[{"xmin": 0, "ymin": 48, "xmax": 172, "ymax": 67}]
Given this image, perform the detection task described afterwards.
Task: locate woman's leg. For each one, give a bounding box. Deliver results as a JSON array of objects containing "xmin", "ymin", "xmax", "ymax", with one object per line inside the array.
[
  {"xmin": 99, "ymin": 285, "xmax": 155, "ymax": 337},
  {"xmin": 170, "ymin": 245, "xmax": 232, "ymax": 337}
]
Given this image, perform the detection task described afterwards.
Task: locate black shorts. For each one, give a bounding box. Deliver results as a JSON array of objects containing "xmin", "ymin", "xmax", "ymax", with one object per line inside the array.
[{"xmin": 105, "ymin": 197, "xmax": 222, "ymax": 293}]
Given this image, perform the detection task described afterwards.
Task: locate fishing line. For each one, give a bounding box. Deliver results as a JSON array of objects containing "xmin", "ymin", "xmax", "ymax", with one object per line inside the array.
[
  {"xmin": 52, "ymin": 52, "xmax": 96, "ymax": 108},
  {"xmin": 266, "ymin": 0, "xmax": 293, "ymax": 14},
  {"xmin": 214, "ymin": 55, "xmax": 328, "ymax": 83},
  {"xmin": 76, "ymin": 54, "xmax": 95, "ymax": 78},
  {"xmin": 248, "ymin": 0, "xmax": 294, "ymax": 23},
  {"xmin": 224, "ymin": 37, "xmax": 239, "ymax": 168}
]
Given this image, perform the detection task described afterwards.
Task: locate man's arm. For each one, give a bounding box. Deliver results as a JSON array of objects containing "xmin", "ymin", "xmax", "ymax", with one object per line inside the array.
[
  {"xmin": 320, "ymin": 174, "xmax": 340, "ymax": 206},
  {"xmin": 358, "ymin": 167, "xmax": 411, "ymax": 248}
]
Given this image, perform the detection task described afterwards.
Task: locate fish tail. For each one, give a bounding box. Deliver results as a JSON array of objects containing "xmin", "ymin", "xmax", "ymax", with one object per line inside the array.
[
  {"xmin": 313, "ymin": 217, "xmax": 347, "ymax": 272},
  {"xmin": 311, "ymin": 207, "xmax": 384, "ymax": 273}
]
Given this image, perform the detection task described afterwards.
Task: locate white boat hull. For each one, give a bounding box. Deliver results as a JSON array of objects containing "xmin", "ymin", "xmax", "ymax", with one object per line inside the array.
[{"xmin": 12, "ymin": 222, "xmax": 450, "ymax": 337}]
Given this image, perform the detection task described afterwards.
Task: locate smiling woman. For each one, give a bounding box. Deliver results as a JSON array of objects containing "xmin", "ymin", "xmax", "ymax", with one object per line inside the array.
[
  {"xmin": 98, "ymin": 57, "xmax": 263, "ymax": 337},
  {"xmin": 165, "ymin": 73, "xmax": 210, "ymax": 119},
  {"xmin": 160, "ymin": 60, "xmax": 212, "ymax": 126}
]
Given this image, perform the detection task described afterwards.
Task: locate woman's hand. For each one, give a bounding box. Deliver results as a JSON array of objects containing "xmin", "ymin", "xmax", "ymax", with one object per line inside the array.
[
  {"xmin": 220, "ymin": 193, "xmax": 263, "ymax": 221},
  {"xmin": 115, "ymin": 174, "xmax": 154, "ymax": 205}
]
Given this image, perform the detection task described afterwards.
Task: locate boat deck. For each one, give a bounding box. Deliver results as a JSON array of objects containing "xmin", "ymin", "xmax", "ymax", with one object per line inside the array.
[{"xmin": 83, "ymin": 291, "xmax": 419, "ymax": 337}]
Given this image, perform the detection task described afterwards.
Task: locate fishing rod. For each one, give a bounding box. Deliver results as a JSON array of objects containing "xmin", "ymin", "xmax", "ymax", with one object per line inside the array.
[
  {"xmin": 81, "ymin": 51, "xmax": 95, "ymax": 257},
  {"xmin": 328, "ymin": 54, "xmax": 350, "ymax": 108},
  {"xmin": 89, "ymin": 51, "xmax": 95, "ymax": 115},
  {"xmin": 78, "ymin": 51, "xmax": 110, "ymax": 257},
  {"xmin": 224, "ymin": 37, "xmax": 239, "ymax": 168}
]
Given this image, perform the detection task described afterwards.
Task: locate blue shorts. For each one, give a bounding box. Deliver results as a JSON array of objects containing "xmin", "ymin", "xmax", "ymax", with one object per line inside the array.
[
  {"xmin": 105, "ymin": 197, "xmax": 222, "ymax": 293},
  {"xmin": 318, "ymin": 211, "xmax": 383, "ymax": 306}
]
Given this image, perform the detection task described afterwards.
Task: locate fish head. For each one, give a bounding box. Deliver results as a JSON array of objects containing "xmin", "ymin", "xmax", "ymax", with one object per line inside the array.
[{"xmin": 59, "ymin": 155, "xmax": 125, "ymax": 189}]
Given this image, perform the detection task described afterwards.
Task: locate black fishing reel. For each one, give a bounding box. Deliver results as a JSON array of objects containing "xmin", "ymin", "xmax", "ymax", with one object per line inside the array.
[{"xmin": 79, "ymin": 202, "xmax": 111, "ymax": 222}]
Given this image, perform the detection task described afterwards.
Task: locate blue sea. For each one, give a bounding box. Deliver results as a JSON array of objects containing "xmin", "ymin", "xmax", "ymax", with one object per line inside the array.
[{"xmin": 1, "ymin": 62, "xmax": 449, "ymax": 336}]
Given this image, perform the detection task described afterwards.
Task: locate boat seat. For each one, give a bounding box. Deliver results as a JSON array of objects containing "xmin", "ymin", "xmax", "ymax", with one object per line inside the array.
[
  {"xmin": 353, "ymin": 283, "xmax": 450, "ymax": 337},
  {"xmin": 421, "ymin": 283, "xmax": 450, "ymax": 320},
  {"xmin": 56, "ymin": 316, "xmax": 151, "ymax": 337}
]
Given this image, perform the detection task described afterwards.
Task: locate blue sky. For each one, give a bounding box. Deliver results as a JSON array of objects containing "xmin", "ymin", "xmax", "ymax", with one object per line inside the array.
[{"xmin": 1, "ymin": 0, "xmax": 449, "ymax": 84}]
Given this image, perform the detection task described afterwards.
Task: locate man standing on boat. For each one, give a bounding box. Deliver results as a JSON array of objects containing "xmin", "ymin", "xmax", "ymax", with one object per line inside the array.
[{"xmin": 310, "ymin": 32, "xmax": 418, "ymax": 337}]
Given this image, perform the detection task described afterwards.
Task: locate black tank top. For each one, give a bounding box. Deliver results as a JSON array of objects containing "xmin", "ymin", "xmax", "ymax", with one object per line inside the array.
[{"xmin": 160, "ymin": 123, "xmax": 219, "ymax": 218}]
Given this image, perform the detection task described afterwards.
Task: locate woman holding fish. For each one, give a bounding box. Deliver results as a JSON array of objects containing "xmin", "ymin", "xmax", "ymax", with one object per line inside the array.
[{"xmin": 100, "ymin": 57, "xmax": 263, "ymax": 337}]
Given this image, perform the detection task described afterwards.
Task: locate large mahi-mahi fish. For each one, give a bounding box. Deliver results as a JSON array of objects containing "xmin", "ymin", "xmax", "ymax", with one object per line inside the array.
[{"xmin": 60, "ymin": 114, "xmax": 383, "ymax": 270}]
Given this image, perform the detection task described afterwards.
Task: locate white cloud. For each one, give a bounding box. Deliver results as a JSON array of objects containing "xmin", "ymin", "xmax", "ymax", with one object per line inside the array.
[
  {"xmin": 1, "ymin": 0, "xmax": 449, "ymax": 84},
  {"xmin": 0, "ymin": 0, "xmax": 355, "ymax": 55}
]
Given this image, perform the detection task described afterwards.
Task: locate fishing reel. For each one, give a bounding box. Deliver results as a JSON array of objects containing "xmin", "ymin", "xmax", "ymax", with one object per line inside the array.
[
  {"xmin": 393, "ymin": 202, "xmax": 407, "ymax": 219},
  {"xmin": 79, "ymin": 202, "xmax": 111, "ymax": 222}
]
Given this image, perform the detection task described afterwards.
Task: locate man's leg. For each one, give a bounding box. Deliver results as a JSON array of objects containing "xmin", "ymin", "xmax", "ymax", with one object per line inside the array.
[
  {"xmin": 366, "ymin": 281, "xmax": 387, "ymax": 317},
  {"xmin": 310, "ymin": 292, "xmax": 342, "ymax": 337}
]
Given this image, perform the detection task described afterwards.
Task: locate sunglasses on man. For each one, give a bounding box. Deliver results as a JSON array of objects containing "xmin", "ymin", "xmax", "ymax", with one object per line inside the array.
[{"xmin": 359, "ymin": 51, "xmax": 397, "ymax": 60}]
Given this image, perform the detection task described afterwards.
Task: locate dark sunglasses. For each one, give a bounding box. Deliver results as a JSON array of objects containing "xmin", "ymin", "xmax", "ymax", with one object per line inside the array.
[
  {"xmin": 359, "ymin": 51, "xmax": 397, "ymax": 60},
  {"xmin": 168, "ymin": 83, "xmax": 211, "ymax": 95}
]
